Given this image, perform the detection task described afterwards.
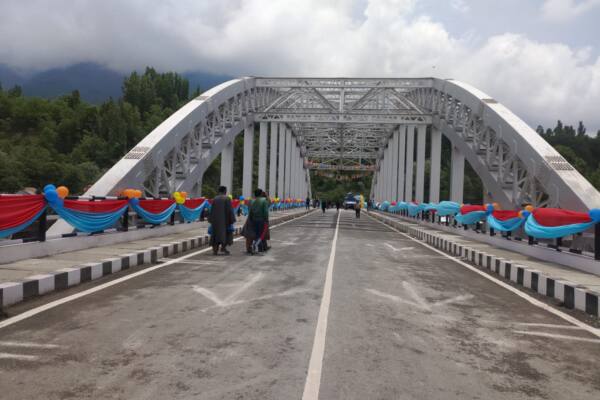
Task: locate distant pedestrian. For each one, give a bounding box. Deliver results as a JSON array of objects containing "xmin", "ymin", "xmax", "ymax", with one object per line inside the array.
[
  {"xmin": 321, "ymin": 200, "xmax": 327, "ymax": 214},
  {"xmin": 249, "ymin": 188, "xmax": 269, "ymax": 254},
  {"xmin": 355, "ymin": 200, "xmax": 362, "ymax": 218},
  {"xmin": 305, "ymin": 196, "xmax": 310, "ymax": 210},
  {"xmin": 208, "ymin": 186, "xmax": 235, "ymax": 255},
  {"xmin": 335, "ymin": 201, "xmax": 340, "ymax": 211}
]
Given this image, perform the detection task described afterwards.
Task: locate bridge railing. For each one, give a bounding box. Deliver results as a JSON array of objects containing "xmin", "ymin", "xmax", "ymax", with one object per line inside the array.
[
  {"xmin": 0, "ymin": 191, "xmax": 303, "ymax": 246},
  {"xmin": 375, "ymin": 201, "xmax": 600, "ymax": 263}
]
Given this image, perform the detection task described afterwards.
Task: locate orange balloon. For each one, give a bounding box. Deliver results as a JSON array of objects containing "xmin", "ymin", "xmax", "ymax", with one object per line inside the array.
[
  {"xmin": 525, "ymin": 204, "xmax": 534, "ymax": 212},
  {"xmin": 56, "ymin": 186, "xmax": 69, "ymax": 199},
  {"xmin": 492, "ymin": 202, "xmax": 501, "ymax": 210},
  {"xmin": 181, "ymin": 191, "xmax": 187, "ymax": 199},
  {"xmin": 134, "ymin": 190, "xmax": 142, "ymax": 198}
]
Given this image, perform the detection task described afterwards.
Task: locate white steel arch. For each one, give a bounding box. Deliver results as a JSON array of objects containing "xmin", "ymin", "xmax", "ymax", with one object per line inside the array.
[{"xmin": 61, "ymin": 77, "xmax": 600, "ymax": 213}]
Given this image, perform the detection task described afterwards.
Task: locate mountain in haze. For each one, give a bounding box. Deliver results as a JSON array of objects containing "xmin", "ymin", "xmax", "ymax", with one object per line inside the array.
[{"xmin": 0, "ymin": 63, "xmax": 233, "ymax": 103}]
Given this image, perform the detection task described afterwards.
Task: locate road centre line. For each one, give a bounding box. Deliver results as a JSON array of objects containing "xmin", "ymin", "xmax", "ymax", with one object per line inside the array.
[
  {"xmin": 367, "ymin": 214, "xmax": 600, "ymax": 339},
  {"xmin": 0, "ymin": 211, "xmax": 314, "ymax": 330},
  {"xmin": 302, "ymin": 211, "xmax": 341, "ymax": 400}
]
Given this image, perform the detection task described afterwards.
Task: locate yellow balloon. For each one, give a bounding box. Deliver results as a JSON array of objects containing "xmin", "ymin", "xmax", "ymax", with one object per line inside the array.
[{"xmin": 228, "ymin": 194, "xmax": 233, "ymax": 199}]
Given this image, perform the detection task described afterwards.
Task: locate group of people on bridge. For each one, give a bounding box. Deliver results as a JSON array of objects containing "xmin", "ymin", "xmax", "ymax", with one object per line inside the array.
[{"xmin": 208, "ymin": 186, "xmax": 270, "ymax": 256}]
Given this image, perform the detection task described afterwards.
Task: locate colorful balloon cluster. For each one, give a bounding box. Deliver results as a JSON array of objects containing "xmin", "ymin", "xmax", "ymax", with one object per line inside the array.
[
  {"xmin": 172, "ymin": 191, "xmax": 187, "ymax": 205},
  {"xmin": 121, "ymin": 189, "xmax": 143, "ymax": 199},
  {"xmin": 42, "ymin": 184, "xmax": 70, "ymax": 205}
]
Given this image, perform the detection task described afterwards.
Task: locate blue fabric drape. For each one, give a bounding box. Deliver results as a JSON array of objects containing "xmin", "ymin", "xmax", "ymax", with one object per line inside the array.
[
  {"xmin": 455, "ymin": 210, "xmax": 487, "ymax": 225},
  {"xmin": 178, "ymin": 201, "xmax": 209, "ymax": 222},
  {"xmin": 435, "ymin": 201, "xmax": 461, "ymax": 216},
  {"xmin": 486, "ymin": 215, "xmax": 524, "ymax": 232},
  {"xmin": 408, "ymin": 203, "xmax": 425, "ymax": 217},
  {"xmin": 0, "ymin": 206, "xmax": 47, "ymax": 238},
  {"xmin": 131, "ymin": 202, "xmax": 176, "ymax": 225},
  {"xmin": 524, "ymin": 214, "xmax": 595, "ymax": 239},
  {"xmin": 52, "ymin": 204, "xmax": 127, "ymax": 233}
]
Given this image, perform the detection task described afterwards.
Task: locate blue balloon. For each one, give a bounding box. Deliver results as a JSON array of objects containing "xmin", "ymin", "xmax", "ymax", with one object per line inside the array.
[
  {"xmin": 486, "ymin": 204, "xmax": 494, "ymax": 214},
  {"xmin": 589, "ymin": 208, "xmax": 600, "ymax": 223},
  {"xmin": 129, "ymin": 197, "xmax": 140, "ymax": 206},
  {"xmin": 44, "ymin": 189, "xmax": 59, "ymax": 204},
  {"xmin": 521, "ymin": 210, "xmax": 531, "ymax": 219},
  {"xmin": 239, "ymin": 195, "xmax": 245, "ymax": 201},
  {"xmin": 43, "ymin": 184, "xmax": 56, "ymax": 193}
]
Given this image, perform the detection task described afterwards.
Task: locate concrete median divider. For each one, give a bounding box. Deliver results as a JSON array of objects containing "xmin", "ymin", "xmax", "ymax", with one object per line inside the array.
[
  {"xmin": 0, "ymin": 209, "xmax": 314, "ymax": 311},
  {"xmin": 369, "ymin": 211, "xmax": 600, "ymax": 319}
]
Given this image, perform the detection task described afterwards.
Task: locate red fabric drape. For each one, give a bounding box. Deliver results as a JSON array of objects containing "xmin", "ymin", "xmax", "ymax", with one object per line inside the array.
[
  {"xmin": 138, "ymin": 199, "xmax": 175, "ymax": 213},
  {"xmin": 532, "ymin": 208, "xmax": 591, "ymax": 227},
  {"xmin": 492, "ymin": 210, "xmax": 521, "ymax": 221},
  {"xmin": 232, "ymin": 199, "xmax": 240, "ymax": 209},
  {"xmin": 183, "ymin": 198, "xmax": 206, "ymax": 209},
  {"xmin": 63, "ymin": 199, "xmax": 128, "ymax": 213},
  {"xmin": 0, "ymin": 195, "xmax": 46, "ymax": 230},
  {"xmin": 460, "ymin": 205, "xmax": 486, "ymax": 215}
]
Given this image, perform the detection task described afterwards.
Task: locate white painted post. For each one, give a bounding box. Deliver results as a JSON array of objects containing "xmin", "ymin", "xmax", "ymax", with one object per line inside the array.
[
  {"xmin": 258, "ymin": 122, "xmax": 268, "ymax": 191},
  {"xmin": 285, "ymin": 128, "xmax": 292, "ymax": 198},
  {"xmin": 397, "ymin": 125, "xmax": 406, "ymax": 201},
  {"xmin": 269, "ymin": 122, "xmax": 278, "ymax": 196},
  {"xmin": 242, "ymin": 124, "xmax": 254, "ymax": 198},
  {"xmin": 415, "ymin": 124, "xmax": 426, "ymax": 203},
  {"xmin": 220, "ymin": 140, "xmax": 234, "ymax": 193},
  {"xmin": 277, "ymin": 123, "xmax": 286, "ymax": 199},
  {"xmin": 390, "ymin": 130, "xmax": 399, "ymax": 201},
  {"xmin": 405, "ymin": 125, "xmax": 415, "ymax": 202},
  {"xmin": 429, "ymin": 125, "xmax": 442, "ymax": 203},
  {"xmin": 450, "ymin": 145, "xmax": 465, "ymax": 203}
]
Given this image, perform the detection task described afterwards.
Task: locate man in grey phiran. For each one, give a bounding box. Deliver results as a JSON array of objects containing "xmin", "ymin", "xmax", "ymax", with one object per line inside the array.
[{"xmin": 208, "ymin": 185, "xmax": 235, "ymax": 255}]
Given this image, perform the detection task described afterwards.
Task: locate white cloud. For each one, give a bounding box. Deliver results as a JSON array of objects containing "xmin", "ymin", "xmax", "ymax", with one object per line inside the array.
[
  {"xmin": 450, "ymin": 0, "xmax": 470, "ymax": 13},
  {"xmin": 541, "ymin": 0, "xmax": 600, "ymax": 22},
  {"xmin": 0, "ymin": 0, "xmax": 599, "ymax": 130}
]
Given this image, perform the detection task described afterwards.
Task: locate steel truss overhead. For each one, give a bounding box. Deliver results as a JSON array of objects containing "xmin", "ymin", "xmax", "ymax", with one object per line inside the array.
[{"xmin": 255, "ymin": 78, "xmax": 431, "ymax": 170}]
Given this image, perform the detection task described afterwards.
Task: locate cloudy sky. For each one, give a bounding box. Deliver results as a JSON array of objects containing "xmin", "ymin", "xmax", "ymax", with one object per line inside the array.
[{"xmin": 1, "ymin": 0, "xmax": 599, "ymax": 131}]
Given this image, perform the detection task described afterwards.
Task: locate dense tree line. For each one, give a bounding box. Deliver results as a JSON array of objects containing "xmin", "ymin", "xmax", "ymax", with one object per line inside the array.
[
  {"xmin": 0, "ymin": 68, "xmax": 192, "ymax": 194},
  {"xmin": 1, "ymin": 68, "xmax": 599, "ymax": 203}
]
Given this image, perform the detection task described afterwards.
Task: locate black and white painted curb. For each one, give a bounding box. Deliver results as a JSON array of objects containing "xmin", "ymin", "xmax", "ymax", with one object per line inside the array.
[
  {"xmin": 0, "ymin": 210, "xmax": 312, "ymax": 310},
  {"xmin": 371, "ymin": 212, "xmax": 600, "ymax": 319}
]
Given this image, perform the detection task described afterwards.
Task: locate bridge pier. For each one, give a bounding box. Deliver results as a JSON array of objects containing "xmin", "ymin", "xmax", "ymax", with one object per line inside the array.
[
  {"xmin": 397, "ymin": 125, "xmax": 406, "ymax": 202},
  {"xmin": 242, "ymin": 124, "xmax": 254, "ymax": 198},
  {"xmin": 269, "ymin": 122, "xmax": 278, "ymax": 196},
  {"xmin": 389, "ymin": 129, "xmax": 399, "ymax": 202},
  {"xmin": 429, "ymin": 126, "xmax": 441, "ymax": 203},
  {"xmin": 220, "ymin": 140, "xmax": 234, "ymax": 193},
  {"xmin": 450, "ymin": 145, "xmax": 465, "ymax": 203},
  {"xmin": 405, "ymin": 125, "xmax": 415, "ymax": 202},
  {"xmin": 277, "ymin": 123, "xmax": 286, "ymax": 199},
  {"xmin": 258, "ymin": 122, "xmax": 268, "ymax": 191},
  {"xmin": 415, "ymin": 125, "xmax": 426, "ymax": 203},
  {"xmin": 285, "ymin": 127, "xmax": 292, "ymax": 198}
]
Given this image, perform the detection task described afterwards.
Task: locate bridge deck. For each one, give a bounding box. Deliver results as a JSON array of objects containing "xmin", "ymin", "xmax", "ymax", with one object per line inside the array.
[{"xmin": 0, "ymin": 210, "xmax": 599, "ymax": 399}]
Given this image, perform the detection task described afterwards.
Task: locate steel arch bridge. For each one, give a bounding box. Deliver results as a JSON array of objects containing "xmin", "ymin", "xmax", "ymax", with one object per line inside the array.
[{"xmin": 64, "ymin": 77, "xmax": 600, "ymax": 214}]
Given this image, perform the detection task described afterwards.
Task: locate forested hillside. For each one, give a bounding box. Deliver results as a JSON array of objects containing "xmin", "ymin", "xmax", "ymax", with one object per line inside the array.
[{"xmin": 1, "ymin": 68, "xmax": 599, "ymax": 202}]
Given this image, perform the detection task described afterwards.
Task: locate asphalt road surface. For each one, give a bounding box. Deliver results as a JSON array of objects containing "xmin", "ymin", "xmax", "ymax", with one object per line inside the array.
[{"xmin": 0, "ymin": 210, "xmax": 599, "ymax": 399}]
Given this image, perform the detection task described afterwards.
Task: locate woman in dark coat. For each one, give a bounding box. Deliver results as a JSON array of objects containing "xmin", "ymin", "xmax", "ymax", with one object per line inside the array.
[{"xmin": 208, "ymin": 186, "xmax": 235, "ymax": 255}]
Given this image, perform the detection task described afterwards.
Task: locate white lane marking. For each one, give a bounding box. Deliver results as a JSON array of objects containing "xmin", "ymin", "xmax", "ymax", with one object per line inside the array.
[
  {"xmin": 0, "ymin": 341, "xmax": 62, "ymax": 349},
  {"xmin": 366, "ymin": 286, "xmax": 473, "ymax": 312},
  {"xmin": 302, "ymin": 210, "xmax": 341, "ymax": 400},
  {"xmin": 513, "ymin": 331, "xmax": 600, "ymax": 344},
  {"xmin": 402, "ymin": 281, "xmax": 431, "ymax": 311},
  {"xmin": 0, "ymin": 353, "xmax": 39, "ymax": 361},
  {"xmin": 0, "ymin": 211, "xmax": 314, "ymax": 330},
  {"xmin": 192, "ymin": 272, "xmax": 263, "ymax": 307},
  {"xmin": 514, "ymin": 323, "xmax": 585, "ymax": 330},
  {"xmin": 365, "ymin": 288, "xmax": 421, "ymax": 308},
  {"xmin": 158, "ymin": 258, "xmax": 226, "ymax": 265},
  {"xmin": 200, "ymin": 288, "xmax": 309, "ymax": 312},
  {"xmin": 368, "ymin": 215, "xmax": 600, "ymax": 339},
  {"xmin": 384, "ymin": 243, "xmax": 415, "ymax": 252}
]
